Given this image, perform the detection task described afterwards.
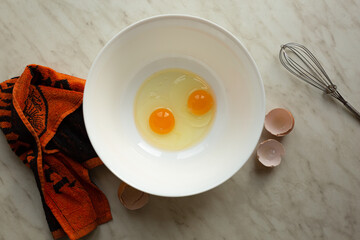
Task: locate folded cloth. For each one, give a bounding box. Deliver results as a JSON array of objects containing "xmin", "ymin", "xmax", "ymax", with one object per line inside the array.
[{"xmin": 0, "ymin": 65, "xmax": 112, "ymax": 240}]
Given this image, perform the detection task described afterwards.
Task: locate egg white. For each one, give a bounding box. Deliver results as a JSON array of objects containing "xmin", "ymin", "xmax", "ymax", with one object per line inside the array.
[{"xmin": 134, "ymin": 68, "xmax": 215, "ymax": 150}]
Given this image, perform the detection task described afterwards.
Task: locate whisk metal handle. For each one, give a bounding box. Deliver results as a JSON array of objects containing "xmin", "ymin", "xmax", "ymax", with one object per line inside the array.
[
  {"xmin": 341, "ymin": 100, "xmax": 360, "ymax": 120},
  {"xmin": 334, "ymin": 92, "xmax": 360, "ymax": 120}
]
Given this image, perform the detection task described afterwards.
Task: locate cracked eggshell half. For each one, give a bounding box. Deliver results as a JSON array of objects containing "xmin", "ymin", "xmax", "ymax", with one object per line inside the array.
[
  {"xmin": 257, "ymin": 139, "xmax": 285, "ymax": 167},
  {"xmin": 264, "ymin": 108, "xmax": 294, "ymax": 137}
]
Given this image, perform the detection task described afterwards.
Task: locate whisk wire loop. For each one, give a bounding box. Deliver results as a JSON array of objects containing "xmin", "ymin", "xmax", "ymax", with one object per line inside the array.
[{"xmin": 280, "ymin": 47, "xmax": 325, "ymax": 91}]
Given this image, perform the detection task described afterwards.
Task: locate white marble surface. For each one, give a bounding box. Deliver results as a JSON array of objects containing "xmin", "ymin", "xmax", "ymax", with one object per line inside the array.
[{"xmin": 1, "ymin": 0, "xmax": 360, "ymax": 239}]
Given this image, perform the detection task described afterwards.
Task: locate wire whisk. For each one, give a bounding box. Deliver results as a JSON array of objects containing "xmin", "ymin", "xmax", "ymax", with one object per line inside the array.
[{"xmin": 279, "ymin": 42, "xmax": 360, "ymax": 120}]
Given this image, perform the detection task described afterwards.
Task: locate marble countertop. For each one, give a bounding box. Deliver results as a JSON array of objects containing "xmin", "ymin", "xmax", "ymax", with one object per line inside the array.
[{"xmin": 1, "ymin": 0, "xmax": 359, "ymax": 239}]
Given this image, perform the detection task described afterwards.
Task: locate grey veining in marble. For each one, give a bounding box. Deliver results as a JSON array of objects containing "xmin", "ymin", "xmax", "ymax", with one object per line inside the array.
[{"xmin": 1, "ymin": 0, "xmax": 360, "ymax": 239}]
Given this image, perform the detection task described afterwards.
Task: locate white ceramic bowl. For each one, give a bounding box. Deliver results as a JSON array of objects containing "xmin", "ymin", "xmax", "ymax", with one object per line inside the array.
[{"xmin": 84, "ymin": 15, "xmax": 265, "ymax": 197}]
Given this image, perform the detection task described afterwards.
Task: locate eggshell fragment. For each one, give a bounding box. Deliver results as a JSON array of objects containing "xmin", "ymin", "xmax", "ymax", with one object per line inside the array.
[
  {"xmin": 118, "ymin": 182, "xmax": 149, "ymax": 210},
  {"xmin": 264, "ymin": 108, "xmax": 294, "ymax": 136},
  {"xmin": 257, "ymin": 139, "xmax": 285, "ymax": 167}
]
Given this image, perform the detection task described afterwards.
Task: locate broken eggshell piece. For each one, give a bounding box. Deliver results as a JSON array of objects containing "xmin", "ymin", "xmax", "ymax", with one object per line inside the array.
[
  {"xmin": 264, "ymin": 108, "xmax": 294, "ymax": 136},
  {"xmin": 118, "ymin": 182, "xmax": 149, "ymax": 210},
  {"xmin": 257, "ymin": 139, "xmax": 285, "ymax": 167}
]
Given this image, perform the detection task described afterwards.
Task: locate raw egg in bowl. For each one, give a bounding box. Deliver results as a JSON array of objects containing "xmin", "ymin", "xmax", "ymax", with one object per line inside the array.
[{"xmin": 84, "ymin": 15, "xmax": 265, "ymax": 197}]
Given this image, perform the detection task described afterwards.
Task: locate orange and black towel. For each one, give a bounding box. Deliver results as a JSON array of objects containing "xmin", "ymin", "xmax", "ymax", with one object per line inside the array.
[{"xmin": 0, "ymin": 65, "xmax": 112, "ymax": 240}]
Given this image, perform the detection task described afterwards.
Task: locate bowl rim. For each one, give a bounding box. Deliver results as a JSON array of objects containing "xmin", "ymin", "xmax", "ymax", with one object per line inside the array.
[{"xmin": 83, "ymin": 14, "xmax": 265, "ymax": 196}]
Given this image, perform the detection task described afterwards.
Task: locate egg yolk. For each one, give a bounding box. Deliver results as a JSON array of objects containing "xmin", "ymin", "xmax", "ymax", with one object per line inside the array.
[
  {"xmin": 187, "ymin": 89, "xmax": 214, "ymax": 115},
  {"xmin": 149, "ymin": 108, "xmax": 175, "ymax": 134}
]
